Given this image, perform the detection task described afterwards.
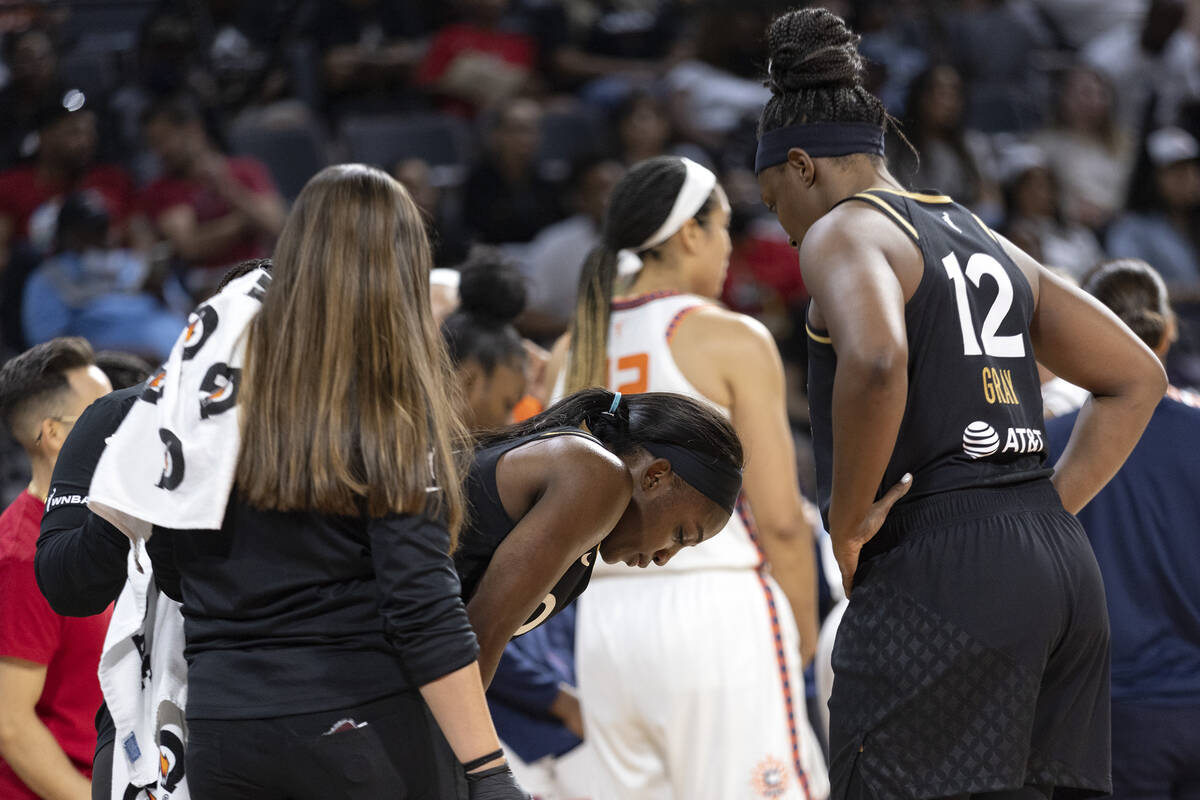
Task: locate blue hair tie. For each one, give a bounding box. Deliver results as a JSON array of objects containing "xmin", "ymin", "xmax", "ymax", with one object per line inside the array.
[{"xmin": 607, "ymin": 392, "xmax": 622, "ymax": 415}]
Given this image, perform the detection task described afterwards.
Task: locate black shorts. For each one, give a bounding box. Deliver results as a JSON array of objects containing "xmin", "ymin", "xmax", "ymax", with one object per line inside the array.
[{"xmin": 829, "ymin": 479, "xmax": 1111, "ymax": 800}]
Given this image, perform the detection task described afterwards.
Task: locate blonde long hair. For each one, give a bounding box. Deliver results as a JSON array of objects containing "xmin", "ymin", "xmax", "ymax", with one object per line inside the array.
[{"xmin": 236, "ymin": 164, "xmax": 468, "ymax": 544}]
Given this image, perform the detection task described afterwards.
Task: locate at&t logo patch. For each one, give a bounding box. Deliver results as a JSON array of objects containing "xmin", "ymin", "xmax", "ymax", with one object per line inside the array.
[
  {"xmin": 962, "ymin": 421, "xmax": 1000, "ymax": 458},
  {"xmin": 963, "ymin": 421, "xmax": 1046, "ymax": 459}
]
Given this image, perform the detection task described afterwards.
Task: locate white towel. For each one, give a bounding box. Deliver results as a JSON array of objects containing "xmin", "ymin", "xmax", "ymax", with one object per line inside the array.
[
  {"xmin": 99, "ymin": 544, "xmax": 190, "ymax": 799},
  {"xmin": 88, "ymin": 267, "xmax": 270, "ymax": 536}
]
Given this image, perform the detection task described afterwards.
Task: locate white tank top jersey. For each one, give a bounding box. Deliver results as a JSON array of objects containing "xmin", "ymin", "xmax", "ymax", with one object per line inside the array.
[{"xmin": 592, "ymin": 290, "xmax": 763, "ymax": 576}]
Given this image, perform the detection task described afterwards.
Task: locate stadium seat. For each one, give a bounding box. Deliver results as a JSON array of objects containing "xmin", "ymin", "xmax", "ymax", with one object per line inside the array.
[
  {"xmin": 538, "ymin": 106, "xmax": 608, "ymax": 180},
  {"xmin": 228, "ymin": 116, "xmax": 330, "ymax": 204},
  {"xmin": 340, "ymin": 113, "xmax": 473, "ymax": 186}
]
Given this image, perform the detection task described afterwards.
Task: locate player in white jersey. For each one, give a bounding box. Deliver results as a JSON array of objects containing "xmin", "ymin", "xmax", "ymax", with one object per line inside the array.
[{"xmin": 545, "ymin": 156, "xmax": 829, "ymax": 800}]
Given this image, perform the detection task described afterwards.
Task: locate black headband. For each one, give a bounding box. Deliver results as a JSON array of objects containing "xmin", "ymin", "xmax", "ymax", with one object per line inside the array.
[
  {"xmin": 755, "ymin": 122, "xmax": 886, "ymax": 174},
  {"xmin": 643, "ymin": 441, "xmax": 742, "ymax": 516}
]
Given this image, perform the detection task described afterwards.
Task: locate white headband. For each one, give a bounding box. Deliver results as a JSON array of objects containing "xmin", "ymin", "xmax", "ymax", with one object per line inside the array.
[{"xmin": 617, "ymin": 158, "xmax": 717, "ymax": 277}]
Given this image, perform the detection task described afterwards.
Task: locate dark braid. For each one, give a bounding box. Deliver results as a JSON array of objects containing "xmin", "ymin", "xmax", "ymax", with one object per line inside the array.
[{"xmin": 758, "ymin": 8, "xmax": 901, "ymax": 153}]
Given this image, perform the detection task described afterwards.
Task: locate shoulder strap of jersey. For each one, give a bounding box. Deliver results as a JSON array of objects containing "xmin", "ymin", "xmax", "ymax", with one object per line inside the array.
[{"xmin": 831, "ymin": 189, "xmax": 921, "ymax": 244}]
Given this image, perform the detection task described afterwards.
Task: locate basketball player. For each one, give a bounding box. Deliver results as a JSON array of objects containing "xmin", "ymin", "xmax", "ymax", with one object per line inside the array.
[
  {"xmin": 545, "ymin": 155, "xmax": 830, "ymax": 800},
  {"xmin": 455, "ymin": 388, "xmax": 743, "ymax": 686},
  {"xmin": 755, "ymin": 9, "xmax": 1166, "ymax": 799}
]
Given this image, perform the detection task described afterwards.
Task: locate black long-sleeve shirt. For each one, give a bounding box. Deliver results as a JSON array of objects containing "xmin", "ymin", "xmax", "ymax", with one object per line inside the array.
[
  {"xmin": 35, "ymin": 384, "xmax": 143, "ymax": 755},
  {"xmin": 149, "ymin": 497, "xmax": 480, "ymax": 720}
]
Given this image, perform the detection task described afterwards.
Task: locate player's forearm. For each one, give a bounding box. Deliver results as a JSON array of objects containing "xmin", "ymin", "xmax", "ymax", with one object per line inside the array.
[
  {"xmin": 755, "ymin": 521, "xmax": 820, "ymax": 665},
  {"xmin": 0, "ymin": 712, "xmax": 90, "ymax": 800},
  {"xmin": 1052, "ymin": 383, "xmax": 1162, "ymax": 513},
  {"xmin": 827, "ymin": 353, "xmax": 907, "ymax": 543},
  {"xmin": 418, "ymin": 661, "xmax": 506, "ymax": 770}
]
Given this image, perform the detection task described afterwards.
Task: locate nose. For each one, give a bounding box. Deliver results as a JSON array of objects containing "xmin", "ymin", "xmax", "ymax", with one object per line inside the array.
[
  {"xmin": 789, "ymin": 238, "xmax": 799, "ymax": 249},
  {"xmin": 652, "ymin": 544, "xmax": 682, "ymax": 566}
]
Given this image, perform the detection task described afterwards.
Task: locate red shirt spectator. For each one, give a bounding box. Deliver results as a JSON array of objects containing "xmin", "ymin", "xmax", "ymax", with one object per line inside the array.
[
  {"xmin": 140, "ymin": 156, "xmax": 277, "ymax": 271},
  {"xmin": 418, "ymin": 23, "xmax": 536, "ymax": 115},
  {"xmin": 0, "ymin": 491, "xmax": 111, "ymax": 799},
  {"xmin": 0, "ymin": 164, "xmax": 134, "ymax": 250},
  {"xmin": 140, "ymin": 96, "xmax": 285, "ymax": 297}
]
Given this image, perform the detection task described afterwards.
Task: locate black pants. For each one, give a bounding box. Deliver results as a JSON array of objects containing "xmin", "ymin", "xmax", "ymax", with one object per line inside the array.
[
  {"xmin": 187, "ymin": 692, "xmax": 463, "ymax": 800},
  {"xmin": 1111, "ymin": 701, "xmax": 1200, "ymax": 799},
  {"xmin": 92, "ymin": 740, "xmax": 113, "ymax": 800}
]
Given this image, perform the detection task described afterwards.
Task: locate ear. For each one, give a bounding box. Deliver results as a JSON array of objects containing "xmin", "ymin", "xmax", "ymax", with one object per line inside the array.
[
  {"xmin": 39, "ymin": 417, "xmax": 68, "ymax": 453},
  {"xmin": 787, "ymin": 147, "xmax": 816, "ymax": 188},
  {"xmin": 676, "ymin": 216, "xmax": 706, "ymax": 256},
  {"xmin": 640, "ymin": 457, "xmax": 674, "ymax": 495}
]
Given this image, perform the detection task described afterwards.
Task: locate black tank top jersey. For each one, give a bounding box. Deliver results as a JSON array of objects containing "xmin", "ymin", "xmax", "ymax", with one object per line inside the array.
[
  {"xmin": 456, "ymin": 427, "xmax": 602, "ymax": 637},
  {"xmin": 808, "ymin": 188, "xmax": 1053, "ymax": 528}
]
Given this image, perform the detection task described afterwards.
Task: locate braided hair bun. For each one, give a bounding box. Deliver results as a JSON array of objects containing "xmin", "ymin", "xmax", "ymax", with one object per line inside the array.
[
  {"xmin": 766, "ymin": 8, "xmax": 864, "ymax": 94},
  {"xmin": 759, "ymin": 7, "xmax": 887, "ymax": 135}
]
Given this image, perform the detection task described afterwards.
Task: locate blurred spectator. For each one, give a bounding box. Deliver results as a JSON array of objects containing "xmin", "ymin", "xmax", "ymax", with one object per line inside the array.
[
  {"xmin": 615, "ymin": 89, "xmax": 669, "ymax": 165},
  {"xmin": 611, "ymin": 89, "xmax": 707, "ymax": 168},
  {"xmin": 943, "ymin": 0, "xmax": 1052, "ymax": 132},
  {"xmin": 1046, "ymin": 258, "xmax": 1200, "ymax": 800},
  {"xmin": 0, "ymin": 28, "xmax": 62, "ymax": 168},
  {"xmin": 107, "ymin": 11, "xmax": 218, "ymax": 182},
  {"xmin": 1084, "ymin": 0, "xmax": 1200, "ymax": 132},
  {"xmin": 519, "ymin": 155, "xmax": 624, "ymax": 339},
  {"xmin": 535, "ymin": 0, "xmax": 682, "ymax": 106},
  {"xmin": 1107, "ymin": 126, "xmax": 1200, "ymax": 286},
  {"xmin": 0, "ymin": 337, "xmax": 112, "ymax": 800},
  {"xmin": 93, "ymin": 350, "xmax": 154, "ymax": 390},
  {"xmin": 0, "ymin": 91, "xmax": 137, "ymax": 272},
  {"xmin": 22, "ymin": 193, "xmax": 184, "ymax": 362},
  {"xmin": 462, "ymin": 97, "xmax": 563, "ymax": 244},
  {"xmin": 417, "ymin": 0, "xmax": 538, "ymax": 117},
  {"xmin": 1034, "ymin": 0, "xmax": 1146, "ymax": 50},
  {"xmin": 195, "ymin": 0, "xmax": 296, "ymax": 114},
  {"xmin": 855, "ymin": 0, "xmax": 928, "ymax": 115},
  {"xmin": 393, "ymin": 157, "xmax": 469, "ymax": 268},
  {"xmin": 665, "ymin": 8, "xmax": 771, "ymax": 152},
  {"xmin": 315, "ymin": 0, "xmax": 427, "ymax": 119},
  {"xmin": 719, "ymin": 167, "xmax": 808, "ymax": 343},
  {"xmin": 889, "ymin": 64, "xmax": 999, "ymax": 215},
  {"xmin": 1001, "ymin": 145, "xmax": 1104, "ymax": 279},
  {"xmin": 1032, "ymin": 64, "xmax": 1134, "ymax": 230},
  {"xmin": 139, "ymin": 95, "xmax": 285, "ymax": 298}
]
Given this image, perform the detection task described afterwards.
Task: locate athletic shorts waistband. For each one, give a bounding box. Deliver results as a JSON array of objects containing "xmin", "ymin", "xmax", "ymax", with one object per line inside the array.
[{"xmin": 862, "ymin": 478, "xmax": 1063, "ymax": 560}]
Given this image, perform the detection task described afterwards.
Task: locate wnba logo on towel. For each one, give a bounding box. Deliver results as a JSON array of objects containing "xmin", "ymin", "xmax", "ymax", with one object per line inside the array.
[
  {"xmin": 141, "ymin": 369, "xmax": 166, "ymax": 405},
  {"xmin": 199, "ymin": 363, "xmax": 240, "ymax": 419},
  {"xmin": 962, "ymin": 421, "xmax": 1000, "ymax": 459},
  {"xmin": 182, "ymin": 305, "xmax": 219, "ymax": 361},
  {"xmin": 751, "ymin": 755, "xmax": 790, "ymax": 798},
  {"xmin": 156, "ymin": 429, "xmax": 185, "ymax": 490}
]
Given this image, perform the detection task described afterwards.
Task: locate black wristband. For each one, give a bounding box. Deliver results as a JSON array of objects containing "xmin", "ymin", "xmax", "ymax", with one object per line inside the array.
[
  {"xmin": 465, "ymin": 764, "xmax": 512, "ymax": 783},
  {"xmin": 462, "ymin": 749, "xmax": 504, "ymax": 773}
]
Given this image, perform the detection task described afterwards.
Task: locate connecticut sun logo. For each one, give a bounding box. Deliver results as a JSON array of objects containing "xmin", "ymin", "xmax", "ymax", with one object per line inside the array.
[{"xmin": 752, "ymin": 755, "xmax": 790, "ymax": 798}]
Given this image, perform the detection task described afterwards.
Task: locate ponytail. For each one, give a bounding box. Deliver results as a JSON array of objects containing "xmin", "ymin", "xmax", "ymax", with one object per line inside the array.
[
  {"xmin": 565, "ymin": 246, "xmax": 620, "ymax": 393},
  {"xmin": 561, "ymin": 156, "xmax": 719, "ymax": 394}
]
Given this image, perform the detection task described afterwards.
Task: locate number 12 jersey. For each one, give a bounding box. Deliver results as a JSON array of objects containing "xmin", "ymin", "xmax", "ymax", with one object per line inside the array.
[{"xmin": 807, "ymin": 188, "xmax": 1053, "ymax": 529}]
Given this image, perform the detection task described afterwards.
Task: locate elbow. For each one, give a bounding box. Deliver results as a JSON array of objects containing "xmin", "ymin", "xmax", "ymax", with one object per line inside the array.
[
  {"xmin": 840, "ymin": 345, "xmax": 907, "ymax": 390},
  {"xmin": 0, "ymin": 710, "xmax": 25, "ymax": 752}
]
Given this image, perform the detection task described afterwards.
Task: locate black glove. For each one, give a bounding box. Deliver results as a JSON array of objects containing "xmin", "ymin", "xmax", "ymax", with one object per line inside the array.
[{"xmin": 465, "ymin": 764, "xmax": 531, "ymax": 800}]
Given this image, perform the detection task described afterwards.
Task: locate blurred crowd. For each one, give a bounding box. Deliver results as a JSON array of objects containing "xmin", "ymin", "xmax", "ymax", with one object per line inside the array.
[{"xmin": 4, "ymin": 0, "xmax": 1200, "ymax": 503}]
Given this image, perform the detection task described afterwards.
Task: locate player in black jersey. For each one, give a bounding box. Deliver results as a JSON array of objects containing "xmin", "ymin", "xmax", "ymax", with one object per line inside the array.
[
  {"xmin": 455, "ymin": 388, "xmax": 743, "ymax": 685},
  {"xmin": 754, "ymin": 9, "xmax": 1167, "ymax": 800}
]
